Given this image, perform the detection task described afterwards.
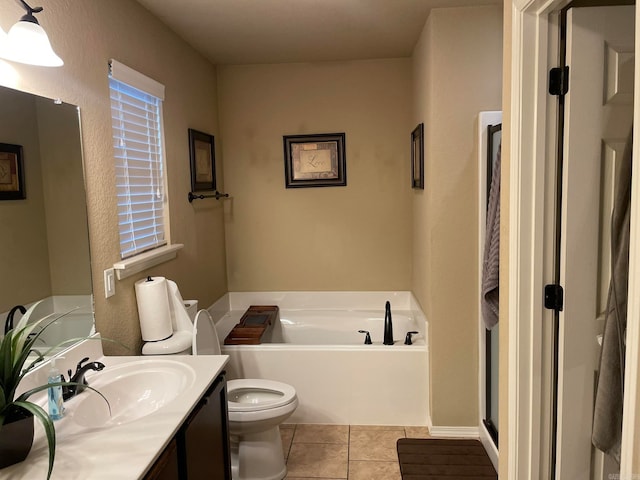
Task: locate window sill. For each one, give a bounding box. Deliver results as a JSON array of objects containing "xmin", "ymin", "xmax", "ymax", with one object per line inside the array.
[{"xmin": 113, "ymin": 244, "xmax": 184, "ymax": 280}]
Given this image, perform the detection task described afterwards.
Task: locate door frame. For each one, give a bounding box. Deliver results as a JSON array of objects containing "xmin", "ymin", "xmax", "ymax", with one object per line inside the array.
[{"xmin": 507, "ymin": 0, "xmax": 640, "ymax": 477}]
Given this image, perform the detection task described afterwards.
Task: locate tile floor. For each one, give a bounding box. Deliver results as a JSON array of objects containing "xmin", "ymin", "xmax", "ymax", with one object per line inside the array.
[{"xmin": 280, "ymin": 424, "xmax": 431, "ymax": 480}]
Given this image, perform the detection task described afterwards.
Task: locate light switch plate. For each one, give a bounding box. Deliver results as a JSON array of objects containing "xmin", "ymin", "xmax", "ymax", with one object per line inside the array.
[{"xmin": 104, "ymin": 268, "xmax": 115, "ymax": 298}]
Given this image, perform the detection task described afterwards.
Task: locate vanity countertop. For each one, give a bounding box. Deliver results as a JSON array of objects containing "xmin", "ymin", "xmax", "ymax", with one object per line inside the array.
[{"xmin": 2, "ymin": 352, "xmax": 229, "ymax": 480}]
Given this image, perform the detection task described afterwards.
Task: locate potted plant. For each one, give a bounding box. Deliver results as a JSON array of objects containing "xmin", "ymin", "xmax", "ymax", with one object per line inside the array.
[{"xmin": 0, "ymin": 305, "xmax": 106, "ymax": 479}]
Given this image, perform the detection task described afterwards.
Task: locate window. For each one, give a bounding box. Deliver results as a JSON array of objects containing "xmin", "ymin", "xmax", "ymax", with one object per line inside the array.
[{"xmin": 108, "ymin": 59, "xmax": 167, "ymax": 259}]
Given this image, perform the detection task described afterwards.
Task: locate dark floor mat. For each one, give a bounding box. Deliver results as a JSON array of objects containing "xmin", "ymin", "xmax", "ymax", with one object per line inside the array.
[{"xmin": 397, "ymin": 438, "xmax": 497, "ymax": 479}]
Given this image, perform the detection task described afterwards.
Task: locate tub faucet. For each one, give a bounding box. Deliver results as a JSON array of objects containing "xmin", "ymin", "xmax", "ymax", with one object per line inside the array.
[
  {"xmin": 383, "ymin": 301, "xmax": 394, "ymax": 345},
  {"xmin": 5, "ymin": 305, "xmax": 26, "ymax": 334},
  {"xmin": 358, "ymin": 330, "xmax": 372, "ymax": 345},
  {"xmin": 63, "ymin": 357, "xmax": 105, "ymax": 401}
]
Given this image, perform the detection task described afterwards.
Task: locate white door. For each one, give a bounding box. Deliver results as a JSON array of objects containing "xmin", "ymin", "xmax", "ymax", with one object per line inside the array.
[{"xmin": 558, "ymin": 5, "xmax": 634, "ymax": 480}]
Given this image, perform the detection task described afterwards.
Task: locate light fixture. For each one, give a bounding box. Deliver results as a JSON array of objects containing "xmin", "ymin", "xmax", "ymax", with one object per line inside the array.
[{"xmin": 0, "ymin": 0, "xmax": 63, "ymax": 67}]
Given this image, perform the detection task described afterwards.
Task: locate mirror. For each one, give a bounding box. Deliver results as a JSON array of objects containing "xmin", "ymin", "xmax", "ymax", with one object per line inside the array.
[{"xmin": 0, "ymin": 85, "xmax": 93, "ymax": 357}]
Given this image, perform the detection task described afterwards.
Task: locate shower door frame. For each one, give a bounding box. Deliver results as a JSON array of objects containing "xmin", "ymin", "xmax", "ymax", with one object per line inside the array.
[{"xmin": 507, "ymin": 0, "xmax": 640, "ymax": 478}]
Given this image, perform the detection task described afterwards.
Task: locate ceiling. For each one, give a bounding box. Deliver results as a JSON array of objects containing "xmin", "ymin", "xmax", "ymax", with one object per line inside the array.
[{"xmin": 135, "ymin": 0, "xmax": 502, "ymax": 65}]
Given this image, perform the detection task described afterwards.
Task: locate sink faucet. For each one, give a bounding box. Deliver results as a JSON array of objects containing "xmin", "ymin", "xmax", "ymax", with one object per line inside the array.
[
  {"xmin": 5, "ymin": 305, "xmax": 26, "ymax": 334},
  {"xmin": 383, "ymin": 301, "xmax": 394, "ymax": 345},
  {"xmin": 63, "ymin": 357, "xmax": 105, "ymax": 401}
]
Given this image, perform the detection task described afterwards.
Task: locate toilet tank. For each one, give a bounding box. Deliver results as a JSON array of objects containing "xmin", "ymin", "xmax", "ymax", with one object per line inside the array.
[{"xmin": 184, "ymin": 300, "xmax": 198, "ymax": 322}]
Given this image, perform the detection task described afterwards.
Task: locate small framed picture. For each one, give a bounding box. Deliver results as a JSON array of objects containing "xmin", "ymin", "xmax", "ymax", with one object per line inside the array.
[
  {"xmin": 188, "ymin": 128, "xmax": 216, "ymax": 192},
  {"xmin": 283, "ymin": 133, "xmax": 346, "ymax": 188},
  {"xmin": 411, "ymin": 123, "xmax": 424, "ymax": 189},
  {"xmin": 0, "ymin": 143, "xmax": 25, "ymax": 200}
]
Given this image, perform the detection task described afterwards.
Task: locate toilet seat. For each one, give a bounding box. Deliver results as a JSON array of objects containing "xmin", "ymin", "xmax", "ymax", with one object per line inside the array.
[{"xmin": 227, "ymin": 379, "xmax": 297, "ymax": 412}]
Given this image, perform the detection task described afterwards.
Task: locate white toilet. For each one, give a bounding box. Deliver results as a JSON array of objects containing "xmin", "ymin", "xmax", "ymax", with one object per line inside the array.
[
  {"xmin": 139, "ymin": 280, "xmax": 298, "ymax": 480},
  {"xmin": 191, "ymin": 309, "xmax": 298, "ymax": 480}
]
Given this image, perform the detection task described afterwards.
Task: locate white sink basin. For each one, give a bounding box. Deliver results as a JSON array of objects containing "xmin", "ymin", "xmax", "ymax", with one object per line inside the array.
[{"xmin": 70, "ymin": 359, "xmax": 196, "ymax": 428}]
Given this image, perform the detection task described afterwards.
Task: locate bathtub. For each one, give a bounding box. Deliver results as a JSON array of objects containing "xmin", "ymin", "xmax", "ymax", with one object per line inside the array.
[{"xmin": 212, "ymin": 291, "xmax": 429, "ymax": 426}]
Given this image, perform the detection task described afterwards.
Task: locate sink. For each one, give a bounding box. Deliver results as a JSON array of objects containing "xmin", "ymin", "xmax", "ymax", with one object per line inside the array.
[{"xmin": 70, "ymin": 359, "xmax": 196, "ymax": 428}]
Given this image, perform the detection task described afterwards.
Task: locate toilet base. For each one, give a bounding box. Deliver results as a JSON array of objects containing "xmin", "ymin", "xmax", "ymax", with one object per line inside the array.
[{"xmin": 230, "ymin": 426, "xmax": 287, "ymax": 480}]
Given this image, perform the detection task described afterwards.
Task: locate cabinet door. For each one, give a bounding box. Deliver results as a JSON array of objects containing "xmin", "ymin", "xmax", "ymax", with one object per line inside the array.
[
  {"xmin": 179, "ymin": 373, "xmax": 231, "ymax": 480},
  {"xmin": 144, "ymin": 438, "xmax": 179, "ymax": 480}
]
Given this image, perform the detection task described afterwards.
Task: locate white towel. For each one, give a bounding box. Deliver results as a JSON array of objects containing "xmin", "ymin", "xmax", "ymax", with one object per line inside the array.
[{"xmin": 482, "ymin": 144, "xmax": 501, "ymax": 330}]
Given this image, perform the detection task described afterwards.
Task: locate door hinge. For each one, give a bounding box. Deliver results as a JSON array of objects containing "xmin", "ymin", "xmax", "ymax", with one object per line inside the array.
[
  {"xmin": 549, "ymin": 66, "xmax": 569, "ymax": 96},
  {"xmin": 544, "ymin": 284, "xmax": 564, "ymax": 311}
]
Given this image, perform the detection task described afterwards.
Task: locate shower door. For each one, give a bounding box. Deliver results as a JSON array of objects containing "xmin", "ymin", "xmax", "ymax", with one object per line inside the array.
[{"xmin": 556, "ymin": 5, "xmax": 634, "ymax": 479}]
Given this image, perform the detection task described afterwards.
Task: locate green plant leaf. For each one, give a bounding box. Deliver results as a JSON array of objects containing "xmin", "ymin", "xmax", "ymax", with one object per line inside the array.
[
  {"xmin": 0, "ymin": 306, "xmax": 114, "ymax": 479},
  {"xmin": 13, "ymin": 401, "xmax": 55, "ymax": 480}
]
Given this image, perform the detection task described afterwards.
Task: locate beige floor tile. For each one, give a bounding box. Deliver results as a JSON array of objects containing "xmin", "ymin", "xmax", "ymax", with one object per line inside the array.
[
  {"xmin": 404, "ymin": 426, "xmax": 431, "ymax": 438},
  {"xmin": 349, "ymin": 429, "xmax": 405, "ymax": 462},
  {"xmin": 286, "ymin": 443, "xmax": 348, "ymax": 478},
  {"xmin": 293, "ymin": 424, "xmax": 349, "ymax": 444},
  {"xmin": 350, "ymin": 425, "xmax": 405, "ymax": 432},
  {"xmin": 281, "ymin": 425, "xmax": 295, "ymax": 460},
  {"xmin": 348, "ymin": 460, "xmax": 401, "ymax": 480}
]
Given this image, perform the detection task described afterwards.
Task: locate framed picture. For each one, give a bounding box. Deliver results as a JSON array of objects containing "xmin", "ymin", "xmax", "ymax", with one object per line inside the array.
[
  {"xmin": 0, "ymin": 143, "xmax": 25, "ymax": 200},
  {"xmin": 411, "ymin": 123, "xmax": 424, "ymax": 189},
  {"xmin": 283, "ymin": 133, "xmax": 346, "ymax": 188},
  {"xmin": 188, "ymin": 128, "xmax": 216, "ymax": 192}
]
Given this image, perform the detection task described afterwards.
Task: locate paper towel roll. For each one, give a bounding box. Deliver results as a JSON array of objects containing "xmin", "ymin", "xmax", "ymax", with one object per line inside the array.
[
  {"xmin": 135, "ymin": 276, "xmax": 173, "ymax": 341},
  {"xmin": 166, "ymin": 280, "xmax": 196, "ymax": 332}
]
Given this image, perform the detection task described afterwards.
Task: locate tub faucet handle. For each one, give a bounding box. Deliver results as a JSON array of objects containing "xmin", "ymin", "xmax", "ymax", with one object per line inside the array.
[
  {"xmin": 404, "ymin": 331, "xmax": 419, "ymax": 345},
  {"xmin": 358, "ymin": 330, "xmax": 372, "ymax": 345}
]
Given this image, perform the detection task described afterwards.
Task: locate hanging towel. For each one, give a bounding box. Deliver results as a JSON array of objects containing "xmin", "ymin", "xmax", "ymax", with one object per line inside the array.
[
  {"xmin": 482, "ymin": 144, "xmax": 501, "ymax": 330},
  {"xmin": 592, "ymin": 127, "xmax": 633, "ymax": 464}
]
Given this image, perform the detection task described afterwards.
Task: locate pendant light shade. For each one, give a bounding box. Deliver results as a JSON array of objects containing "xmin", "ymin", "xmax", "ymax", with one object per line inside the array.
[{"xmin": 0, "ymin": 2, "xmax": 63, "ymax": 67}]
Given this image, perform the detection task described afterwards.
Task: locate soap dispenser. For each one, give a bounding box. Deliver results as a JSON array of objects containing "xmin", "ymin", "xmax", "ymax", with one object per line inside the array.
[{"xmin": 48, "ymin": 357, "xmax": 65, "ymax": 420}]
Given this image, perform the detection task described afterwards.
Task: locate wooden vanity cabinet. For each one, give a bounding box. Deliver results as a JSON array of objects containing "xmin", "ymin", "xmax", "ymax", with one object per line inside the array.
[
  {"xmin": 178, "ymin": 372, "xmax": 231, "ymax": 480},
  {"xmin": 144, "ymin": 438, "xmax": 179, "ymax": 480},
  {"xmin": 145, "ymin": 372, "xmax": 231, "ymax": 480}
]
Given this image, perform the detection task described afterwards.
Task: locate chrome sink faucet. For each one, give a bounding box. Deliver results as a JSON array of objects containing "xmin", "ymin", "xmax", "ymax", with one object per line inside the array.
[
  {"xmin": 383, "ymin": 301, "xmax": 394, "ymax": 345},
  {"xmin": 63, "ymin": 357, "xmax": 105, "ymax": 401}
]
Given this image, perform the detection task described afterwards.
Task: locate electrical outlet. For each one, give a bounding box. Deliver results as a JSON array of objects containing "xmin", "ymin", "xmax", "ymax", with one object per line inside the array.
[{"xmin": 104, "ymin": 268, "xmax": 115, "ymax": 298}]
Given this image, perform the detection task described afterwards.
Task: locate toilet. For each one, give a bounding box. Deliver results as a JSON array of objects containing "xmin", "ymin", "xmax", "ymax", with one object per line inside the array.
[
  {"xmin": 192, "ymin": 309, "xmax": 298, "ymax": 480},
  {"xmin": 140, "ymin": 283, "xmax": 298, "ymax": 480}
]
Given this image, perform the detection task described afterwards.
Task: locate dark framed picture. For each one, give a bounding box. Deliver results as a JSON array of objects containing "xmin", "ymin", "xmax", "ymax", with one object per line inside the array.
[
  {"xmin": 283, "ymin": 133, "xmax": 346, "ymax": 188},
  {"xmin": 411, "ymin": 123, "xmax": 424, "ymax": 189},
  {"xmin": 188, "ymin": 128, "xmax": 216, "ymax": 192},
  {"xmin": 0, "ymin": 143, "xmax": 25, "ymax": 200}
]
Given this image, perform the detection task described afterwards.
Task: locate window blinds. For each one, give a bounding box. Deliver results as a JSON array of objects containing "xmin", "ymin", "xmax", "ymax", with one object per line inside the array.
[{"xmin": 109, "ymin": 60, "xmax": 167, "ymax": 259}]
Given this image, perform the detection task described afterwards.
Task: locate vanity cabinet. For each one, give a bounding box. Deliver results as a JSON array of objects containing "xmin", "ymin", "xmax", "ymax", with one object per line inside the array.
[
  {"xmin": 145, "ymin": 372, "xmax": 231, "ymax": 480},
  {"xmin": 178, "ymin": 372, "xmax": 231, "ymax": 480},
  {"xmin": 144, "ymin": 439, "xmax": 179, "ymax": 480}
]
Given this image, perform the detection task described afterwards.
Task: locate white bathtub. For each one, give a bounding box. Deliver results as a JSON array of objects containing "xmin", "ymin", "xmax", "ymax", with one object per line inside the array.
[{"xmin": 212, "ymin": 292, "xmax": 430, "ymax": 426}]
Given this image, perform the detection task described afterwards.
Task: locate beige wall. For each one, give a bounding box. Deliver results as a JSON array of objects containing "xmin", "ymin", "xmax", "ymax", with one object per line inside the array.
[
  {"xmin": 411, "ymin": 6, "xmax": 503, "ymax": 427},
  {"xmin": 0, "ymin": 90, "xmax": 51, "ymax": 311},
  {"xmin": 218, "ymin": 59, "xmax": 412, "ymax": 291},
  {"xmin": 0, "ymin": 0, "xmax": 227, "ymax": 353},
  {"xmin": 37, "ymin": 99, "xmax": 91, "ymax": 295}
]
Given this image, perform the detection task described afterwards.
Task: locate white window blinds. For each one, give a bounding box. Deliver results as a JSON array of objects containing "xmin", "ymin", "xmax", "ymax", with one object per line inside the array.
[{"xmin": 109, "ymin": 60, "xmax": 167, "ymax": 259}]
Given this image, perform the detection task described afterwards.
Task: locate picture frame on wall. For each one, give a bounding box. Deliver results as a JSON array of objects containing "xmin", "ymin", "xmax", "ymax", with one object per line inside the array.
[
  {"xmin": 188, "ymin": 128, "xmax": 216, "ymax": 192},
  {"xmin": 411, "ymin": 123, "xmax": 424, "ymax": 189},
  {"xmin": 0, "ymin": 143, "xmax": 25, "ymax": 200},
  {"xmin": 283, "ymin": 132, "xmax": 346, "ymax": 188}
]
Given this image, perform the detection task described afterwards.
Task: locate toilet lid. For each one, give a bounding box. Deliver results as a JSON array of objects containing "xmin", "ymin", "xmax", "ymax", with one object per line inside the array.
[
  {"xmin": 192, "ymin": 309, "xmax": 222, "ymax": 355},
  {"xmin": 227, "ymin": 379, "xmax": 297, "ymax": 412}
]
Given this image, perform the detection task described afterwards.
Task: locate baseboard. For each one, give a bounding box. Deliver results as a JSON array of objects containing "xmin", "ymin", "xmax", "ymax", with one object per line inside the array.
[
  {"xmin": 479, "ymin": 423, "xmax": 499, "ymax": 471},
  {"xmin": 428, "ymin": 425, "xmax": 480, "ymax": 438}
]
